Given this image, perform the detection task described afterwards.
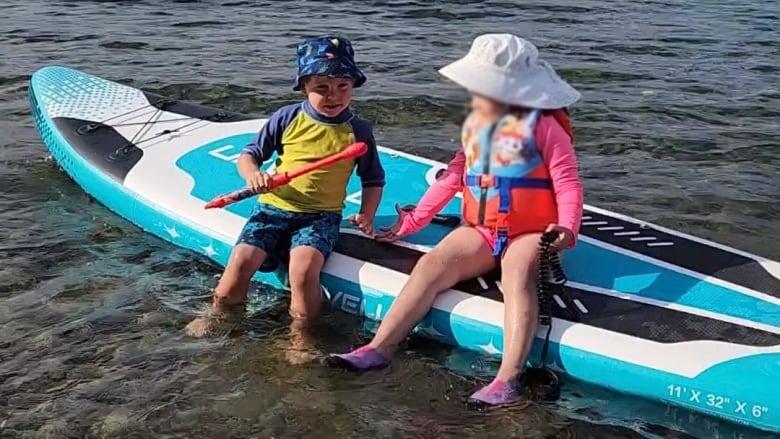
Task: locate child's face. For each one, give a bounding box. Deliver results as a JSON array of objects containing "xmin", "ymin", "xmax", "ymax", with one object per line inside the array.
[
  {"xmin": 303, "ymin": 76, "xmax": 354, "ymax": 117},
  {"xmin": 470, "ymin": 93, "xmax": 507, "ymax": 122}
]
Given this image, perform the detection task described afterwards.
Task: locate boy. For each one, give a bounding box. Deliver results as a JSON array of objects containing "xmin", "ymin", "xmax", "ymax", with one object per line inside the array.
[{"xmin": 185, "ymin": 36, "xmax": 385, "ymax": 342}]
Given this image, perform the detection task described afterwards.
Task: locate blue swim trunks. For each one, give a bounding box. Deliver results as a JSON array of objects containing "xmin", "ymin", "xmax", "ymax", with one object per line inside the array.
[{"xmin": 236, "ymin": 202, "xmax": 342, "ymax": 272}]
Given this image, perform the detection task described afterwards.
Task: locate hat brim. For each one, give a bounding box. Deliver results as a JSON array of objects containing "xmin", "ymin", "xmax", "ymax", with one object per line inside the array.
[
  {"xmin": 293, "ymin": 60, "xmax": 366, "ymax": 91},
  {"xmin": 438, "ymin": 56, "xmax": 581, "ymax": 109}
]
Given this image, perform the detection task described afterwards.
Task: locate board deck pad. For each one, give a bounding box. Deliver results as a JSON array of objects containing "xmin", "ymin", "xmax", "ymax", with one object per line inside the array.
[{"xmin": 28, "ymin": 66, "xmax": 780, "ymax": 434}]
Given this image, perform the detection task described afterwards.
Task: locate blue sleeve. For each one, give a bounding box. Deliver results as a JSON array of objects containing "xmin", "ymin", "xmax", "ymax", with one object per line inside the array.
[
  {"xmin": 350, "ymin": 118, "xmax": 386, "ymax": 188},
  {"xmin": 241, "ymin": 103, "xmax": 301, "ymax": 163}
]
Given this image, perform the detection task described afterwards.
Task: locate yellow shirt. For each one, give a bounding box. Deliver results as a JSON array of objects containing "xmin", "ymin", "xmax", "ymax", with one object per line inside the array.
[{"xmin": 241, "ymin": 101, "xmax": 385, "ymax": 213}]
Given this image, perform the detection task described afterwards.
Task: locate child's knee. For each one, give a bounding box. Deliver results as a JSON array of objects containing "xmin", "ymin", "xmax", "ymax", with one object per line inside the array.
[
  {"xmin": 415, "ymin": 250, "xmax": 457, "ymax": 278},
  {"xmin": 227, "ymin": 245, "xmax": 267, "ymax": 277},
  {"xmin": 288, "ymin": 259, "xmax": 321, "ymax": 291},
  {"xmin": 288, "ymin": 244, "xmax": 326, "ymax": 281},
  {"xmin": 216, "ymin": 246, "xmax": 266, "ymax": 301},
  {"xmin": 287, "ymin": 248, "xmax": 326, "ymax": 319}
]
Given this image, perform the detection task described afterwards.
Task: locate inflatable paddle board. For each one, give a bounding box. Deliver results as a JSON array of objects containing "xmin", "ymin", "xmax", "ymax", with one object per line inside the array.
[{"xmin": 28, "ymin": 66, "xmax": 780, "ymax": 434}]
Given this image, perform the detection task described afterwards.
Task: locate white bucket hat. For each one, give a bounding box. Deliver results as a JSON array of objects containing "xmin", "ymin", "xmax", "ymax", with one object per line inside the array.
[{"xmin": 438, "ymin": 33, "xmax": 581, "ymax": 109}]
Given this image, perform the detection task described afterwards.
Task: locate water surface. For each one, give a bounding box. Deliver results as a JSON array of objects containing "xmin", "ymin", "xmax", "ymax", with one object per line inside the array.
[{"xmin": 1, "ymin": 1, "xmax": 779, "ymax": 438}]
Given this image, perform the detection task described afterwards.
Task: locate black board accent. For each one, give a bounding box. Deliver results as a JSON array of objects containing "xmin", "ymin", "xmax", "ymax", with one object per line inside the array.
[
  {"xmin": 335, "ymin": 232, "xmax": 780, "ymax": 347},
  {"xmin": 53, "ymin": 117, "xmax": 142, "ymax": 183},
  {"xmin": 48, "ymin": 91, "xmax": 255, "ymax": 184},
  {"xmin": 579, "ymin": 209, "xmax": 780, "ymax": 299},
  {"xmin": 143, "ymin": 92, "xmax": 254, "ymax": 123}
]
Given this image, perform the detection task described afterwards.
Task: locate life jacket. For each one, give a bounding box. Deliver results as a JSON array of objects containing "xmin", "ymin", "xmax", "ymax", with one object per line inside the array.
[{"xmin": 460, "ymin": 108, "xmax": 573, "ymax": 256}]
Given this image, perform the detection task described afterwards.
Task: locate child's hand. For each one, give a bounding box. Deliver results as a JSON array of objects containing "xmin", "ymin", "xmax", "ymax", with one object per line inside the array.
[
  {"xmin": 245, "ymin": 170, "xmax": 273, "ymax": 193},
  {"xmin": 375, "ymin": 203, "xmax": 412, "ymax": 242},
  {"xmin": 347, "ymin": 213, "xmax": 375, "ymax": 237},
  {"xmin": 545, "ymin": 224, "xmax": 575, "ymax": 251}
]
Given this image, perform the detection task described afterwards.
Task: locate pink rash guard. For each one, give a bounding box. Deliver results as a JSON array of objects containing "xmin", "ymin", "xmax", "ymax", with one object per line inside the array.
[{"xmin": 396, "ymin": 113, "xmax": 584, "ymax": 248}]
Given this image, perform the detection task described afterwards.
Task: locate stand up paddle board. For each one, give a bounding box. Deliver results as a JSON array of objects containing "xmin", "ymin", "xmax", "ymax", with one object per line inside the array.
[{"xmin": 28, "ymin": 66, "xmax": 780, "ymax": 434}]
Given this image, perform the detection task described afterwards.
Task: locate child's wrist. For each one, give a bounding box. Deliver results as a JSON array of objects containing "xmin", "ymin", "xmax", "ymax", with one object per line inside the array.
[
  {"xmin": 395, "ymin": 210, "xmax": 423, "ymax": 236},
  {"xmin": 358, "ymin": 210, "xmax": 377, "ymax": 222}
]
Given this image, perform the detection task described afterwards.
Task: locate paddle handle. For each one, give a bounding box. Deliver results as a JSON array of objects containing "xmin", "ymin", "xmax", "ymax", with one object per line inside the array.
[{"xmin": 204, "ymin": 142, "xmax": 368, "ymax": 209}]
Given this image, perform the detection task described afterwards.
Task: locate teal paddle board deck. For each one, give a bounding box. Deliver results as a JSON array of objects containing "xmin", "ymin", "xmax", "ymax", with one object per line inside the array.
[{"xmin": 28, "ymin": 66, "xmax": 780, "ymax": 434}]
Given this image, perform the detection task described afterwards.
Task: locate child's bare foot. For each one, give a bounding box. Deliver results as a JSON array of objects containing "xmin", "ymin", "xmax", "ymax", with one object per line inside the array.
[
  {"xmin": 184, "ymin": 316, "xmax": 217, "ymax": 338},
  {"xmin": 284, "ymin": 347, "xmax": 319, "ymax": 365},
  {"xmin": 282, "ymin": 319, "xmax": 320, "ymax": 365},
  {"xmin": 184, "ymin": 296, "xmax": 246, "ymax": 338}
]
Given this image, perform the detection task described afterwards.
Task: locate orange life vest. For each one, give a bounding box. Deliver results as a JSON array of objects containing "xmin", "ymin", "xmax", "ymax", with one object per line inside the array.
[{"xmin": 460, "ymin": 109, "xmax": 573, "ymax": 255}]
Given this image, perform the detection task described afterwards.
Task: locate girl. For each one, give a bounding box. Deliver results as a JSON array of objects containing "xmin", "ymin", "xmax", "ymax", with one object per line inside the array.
[{"xmin": 325, "ymin": 33, "xmax": 584, "ymax": 406}]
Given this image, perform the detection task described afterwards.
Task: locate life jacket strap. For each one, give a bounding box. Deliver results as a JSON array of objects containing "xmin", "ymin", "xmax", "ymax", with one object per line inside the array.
[
  {"xmin": 493, "ymin": 227, "xmax": 509, "ymax": 256},
  {"xmin": 464, "ymin": 175, "xmax": 553, "ymax": 190}
]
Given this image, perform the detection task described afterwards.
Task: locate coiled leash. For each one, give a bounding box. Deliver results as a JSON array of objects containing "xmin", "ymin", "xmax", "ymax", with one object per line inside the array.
[{"xmin": 521, "ymin": 230, "xmax": 568, "ymax": 401}]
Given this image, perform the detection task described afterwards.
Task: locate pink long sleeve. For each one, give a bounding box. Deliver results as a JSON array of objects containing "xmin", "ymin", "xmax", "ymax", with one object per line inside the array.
[
  {"xmin": 395, "ymin": 150, "xmax": 465, "ymax": 236},
  {"xmin": 534, "ymin": 114, "xmax": 584, "ymax": 242}
]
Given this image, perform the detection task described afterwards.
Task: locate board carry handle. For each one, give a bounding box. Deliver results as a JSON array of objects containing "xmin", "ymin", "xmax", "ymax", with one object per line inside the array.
[
  {"xmin": 204, "ymin": 142, "xmax": 368, "ymax": 209},
  {"xmin": 396, "ymin": 166, "xmax": 461, "ymax": 227},
  {"xmin": 399, "ymin": 205, "xmax": 461, "ymax": 227}
]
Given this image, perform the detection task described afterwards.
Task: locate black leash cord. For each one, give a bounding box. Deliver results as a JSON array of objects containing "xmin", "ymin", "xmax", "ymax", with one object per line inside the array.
[{"xmin": 523, "ymin": 230, "xmax": 568, "ymax": 400}]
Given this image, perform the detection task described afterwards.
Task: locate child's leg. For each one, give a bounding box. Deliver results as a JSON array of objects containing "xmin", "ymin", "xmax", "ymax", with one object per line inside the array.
[
  {"xmin": 287, "ymin": 245, "xmax": 327, "ymax": 322},
  {"xmin": 281, "ymin": 211, "xmax": 341, "ymax": 364},
  {"xmin": 326, "ymin": 226, "xmax": 496, "ymax": 370},
  {"xmin": 496, "ymin": 232, "xmax": 541, "ymax": 381},
  {"xmin": 371, "ymin": 226, "xmax": 496, "ymax": 352},
  {"xmin": 283, "ymin": 246, "xmax": 326, "ymax": 364},
  {"xmin": 213, "ymin": 244, "xmax": 268, "ymax": 306},
  {"xmin": 185, "ymin": 247, "xmax": 268, "ymax": 338},
  {"xmin": 286, "ymin": 211, "xmax": 342, "ymax": 322},
  {"xmin": 212, "ymin": 203, "xmax": 291, "ymax": 305},
  {"xmin": 469, "ymin": 232, "xmax": 541, "ymax": 405},
  {"xmin": 184, "ymin": 203, "xmax": 285, "ymax": 338}
]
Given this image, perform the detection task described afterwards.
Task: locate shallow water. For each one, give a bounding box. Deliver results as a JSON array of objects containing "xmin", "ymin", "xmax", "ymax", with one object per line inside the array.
[{"xmin": 1, "ymin": 1, "xmax": 779, "ymax": 438}]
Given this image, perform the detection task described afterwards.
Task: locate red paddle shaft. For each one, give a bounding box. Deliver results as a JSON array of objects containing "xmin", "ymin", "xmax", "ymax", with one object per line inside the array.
[{"xmin": 204, "ymin": 142, "xmax": 368, "ymax": 209}]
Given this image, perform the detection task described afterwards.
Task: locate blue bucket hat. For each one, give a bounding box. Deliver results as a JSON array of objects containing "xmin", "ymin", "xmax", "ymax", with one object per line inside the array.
[{"xmin": 293, "ymin": 36, "xmax": 367, "ymax": 91}]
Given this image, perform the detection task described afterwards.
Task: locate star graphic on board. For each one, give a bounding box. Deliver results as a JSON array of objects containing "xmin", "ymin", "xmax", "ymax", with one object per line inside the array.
[
  {"xmin": 478, "ymin": 338, "xmax": 502, "ymax": 355},
  {"xmin": 201, "ymin": 243, "xmax": 217, "ymax": 257},
  {"xmin": 163, "ymin": 225, "xmax": 180, "ymax": 239},
  {"xmin": 418, "ymin": 319, "xmax": 445, "ymax": 338},
  {"xmin": 345, "ymin": 191, "xmax": 362, "ymax": 205}
]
